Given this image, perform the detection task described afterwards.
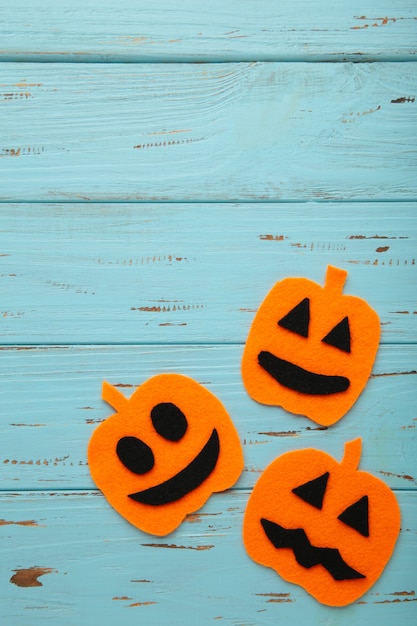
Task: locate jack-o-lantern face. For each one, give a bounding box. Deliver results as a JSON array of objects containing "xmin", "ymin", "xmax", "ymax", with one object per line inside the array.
[
  {"xmin": 241, "ymin": 266, "xmax": 380, "ymax": 426},
  {"xmin": 88, "ymin": 374, "xmax": 244, "ymax": 536},
  {"xmin": 243, "ymin": 439, "xmax": 401, "ymax": 606}
]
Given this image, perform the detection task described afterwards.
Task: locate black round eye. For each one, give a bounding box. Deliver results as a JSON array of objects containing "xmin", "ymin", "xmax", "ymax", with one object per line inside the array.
[
  {"xmin": 151, "ymin": 402, "xmax": 188, "ymax": 441},
  {"xmin": 116, "ymin": 436, "xmax": 155, "ymax": 474}
]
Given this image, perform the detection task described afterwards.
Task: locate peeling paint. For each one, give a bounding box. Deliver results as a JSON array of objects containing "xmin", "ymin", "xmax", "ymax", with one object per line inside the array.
[
  {"xmin": 351, "ymin": 16, "xmax": 397, "ymax": 30},
  {"xmin": 391, "ymin": 97, "xmax": 415, "ymax": 103},
  {"xmin": 0, "ymin": 519, "xmax": 40, "ymax": 527},
  {"xmin": 371, "ymin": 370, "xmax": 416, "ymax": 377},
  {"xmin": 0, "ymin": 147, "xmax": 20, "ymax": 157},
  {"xmin": 148, "ymin": 129, "xmax": 192, "ymax": 136},
  {"xmin": 141, "ymin": 543, "xmax": 214, "ymax": 550},
  {"xmin": 0, "ymin": 146, "xmax": 44, "ymax": 157},
  {"xmin": 10, "ymin": 567, "xmax": 56, "ymax": 587},
  {"xmin": 10, "ymin": 423, "xmax": 45, "ymax": 427},
  {"xmin": 378, "ymin": 471, "xmax": 414, "ymax": 482},
  {"xmin": 131, "ymin": 579, "xmax": 153, "ymax": 583},
  {"xmin": 342, "ymin": 106, "xmax": 381, "ymax": 122},
  {"xmin": 1, "ymin": 91, "xmax": 32, "ymax": 100},
  {"xmin": 134, "ymin": 137, "xmax": 203, "ymax": 149},
  {"xmin": 256, "ymin": 592, "xmax": 293, "ymax": 603},
  {"xmin": 348, "ymin": 259, "xmax": 415, "ymax": 266},
  {"xmin": 3, "ymin": 455, "xmax": 71, "ymax": 467},
  {"xmin": 131, "ymin": 303, "xmax": 205, "ymax": 313},
  {"xmin": 186, "ymin": 512, "xmax": 222, "ymax": 523},
  {"xmin": 348, "ymin": 235, "xmax": 408, "ymax": 239},
  {"xmin": 96, "ymin": 254, "xmax": 188, "ymax": 266},
  {"xmin": 258, "ymin": 234, "xmax": 286, "ymax": 241},
  {"xmin": 374, "ymin": 598, "xmax": 417, "ymax": 604},
  {"xmin": 257, "ymin": 430, "xmax": 299, "ymax": 437},
  {"xmin": 127, "ymin": 601, "xmax": 157, "ymax": 607}
]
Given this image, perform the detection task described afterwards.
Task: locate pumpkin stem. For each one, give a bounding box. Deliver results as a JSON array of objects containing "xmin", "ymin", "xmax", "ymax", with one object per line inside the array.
[
  {"xmin": 342, "ymin": 438, "xmax": 362, "ymax": 471},
  {"xmin": 325, "ymin": 265, "xmax": 348, "ymax": 292},
  {"xmin": 102, "ymin": 380, "xmax": 129, "ymax": 412}
]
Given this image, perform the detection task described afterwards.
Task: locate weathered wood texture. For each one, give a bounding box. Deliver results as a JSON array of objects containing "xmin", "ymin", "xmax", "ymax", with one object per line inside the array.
[
  {"xmin": 0, "ymin": 203, "xmax": 415, "ymax": 344},
  {"xmin": 1, "ymin": 2, "xmax": 416, "ymax": 624},
  {"xmin": 1, "ymin": 1, "xmax": 416, "ymax": 61},
  {"xmin": 1, "ymin": 490, "xmax": 416, "ymax": 626},
  {"xmin": 0, "ymin": 63, "xmax": 416, "ymax": 202},
  {"xmin": 1, "ymin": 345, "xmax": 416, "ymax": 491}
]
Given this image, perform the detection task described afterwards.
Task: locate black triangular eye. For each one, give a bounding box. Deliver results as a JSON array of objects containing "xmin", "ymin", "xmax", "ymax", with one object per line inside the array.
[
  {"xmin": 278, "ymin": 298, "xmax": 310, "ymax": 337},
  {"xmin": 338, "ymin": 495, "xmax": 369, "ymax": 536},
  {"xmin": 292, "ymin": 471, "xmax": 329, "ymax": 509},
  {"xmin": 322, "ymin": 316, "xmax": 351, "ymax": 353}
]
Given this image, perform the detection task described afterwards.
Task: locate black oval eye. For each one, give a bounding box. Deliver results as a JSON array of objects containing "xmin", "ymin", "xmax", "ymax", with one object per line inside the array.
[
  {"xmin": 151, "ymin": 402, "xmax": 188, "ymax": 441},
  {"xmin": 116, "ymin": 436, "xmax": 155, "ymax": 474}
]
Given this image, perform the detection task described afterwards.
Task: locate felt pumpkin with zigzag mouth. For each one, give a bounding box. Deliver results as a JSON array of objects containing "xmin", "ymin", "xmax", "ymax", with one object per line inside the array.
[{"xmin": 243, "ymin": 439, "xmax": 401, "ymax": 606}]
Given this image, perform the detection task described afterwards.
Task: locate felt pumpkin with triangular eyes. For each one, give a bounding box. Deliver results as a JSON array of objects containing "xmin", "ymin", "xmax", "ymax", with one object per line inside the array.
[
  {"xmin": 241, "ymin": 266, "xmax": 380, "ymax": 426},
  {"xmin": 243, "ymin": 439, "xmax": 401, "ymax": 606},
  {"xmin": 88, "ymin": 373, "xmax": 244, "ymax": 536}
]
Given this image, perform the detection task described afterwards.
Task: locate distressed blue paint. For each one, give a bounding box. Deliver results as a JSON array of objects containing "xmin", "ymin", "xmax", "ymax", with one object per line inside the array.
[
  {"xmin": 1, "ymin": 490, "xmax": 416, "ymax": 625},
  {"xmin": 0, "ymin": 2, "xmax": 416, "ymax": 624},
  {"xmin": 0, "ymin": 203, "xmax": 415, "ymax": 344},
  {"xmin": 1, "ymin": 1, "xmax": 416, "ymax": 62},
  {"xmin": 0, "ymin": 63, "xmax": 416, "ymax": 202},
  {"xmin": 0, "ymin": 344, "xmax": 415, "ymax": 491}
]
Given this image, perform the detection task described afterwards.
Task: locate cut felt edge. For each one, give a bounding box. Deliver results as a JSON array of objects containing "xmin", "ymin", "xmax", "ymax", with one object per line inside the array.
[
  {"xmin": 89, "ymin": 373, "xmax": 244, "ymax": 536},
  {"xmin": 242, "ymin": 439, "xmax": 401, "ymax": 606},
  {"xmin": 241, "ymin": 266, "xmax": 381, "ymax": 426}
]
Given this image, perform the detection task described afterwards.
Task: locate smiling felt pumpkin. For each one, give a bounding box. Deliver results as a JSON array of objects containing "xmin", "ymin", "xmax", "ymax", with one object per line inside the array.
[
  {"xmin": 88, "ymin": 373, "xmax": 244, "ymax": 536},
  {"xmin": 243, "ymin": 438, "xmax": 401, "ymax": 606},
  {"xmin": 241, "ymin": 266, "xmax": 380, "ymax": 426}
]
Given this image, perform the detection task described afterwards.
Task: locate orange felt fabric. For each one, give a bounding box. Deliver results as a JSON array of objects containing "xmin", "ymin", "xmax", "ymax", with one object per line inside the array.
[
  {"xmin": 88, "ymin": 373, "xmax": 244, "ymax": 536},
  {"xmin": 243, "ymin": 439, "xmax": 401, "ymax": 607},
  {"xmin": 241, "ymin": 266, "xmax": 380, "ymax": 426}
]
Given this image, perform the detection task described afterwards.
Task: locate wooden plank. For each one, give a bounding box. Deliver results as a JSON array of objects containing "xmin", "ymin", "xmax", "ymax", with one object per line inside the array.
[
  {"xmin": 0, "ymin": 1, "xmax": 416, "ymax": 62},
  {"xmin": 1, "ymin": 203, "xmax": 415, "ymax": 344},
  {"xmin": 1, "ymin": 344, "xmax": 415, "ymax": 491},
  {"xmin": 0, "ymin": 489, "xmax": 415, "ymax": 625},
  {"xmin": 0, "ymin": 63, "xmax": 416, "ymax": 202}
]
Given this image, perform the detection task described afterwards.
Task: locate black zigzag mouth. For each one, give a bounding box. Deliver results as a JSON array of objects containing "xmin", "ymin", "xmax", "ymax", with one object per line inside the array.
[
  {"xmin": 128, "ymin": 429, "xmax": 219, "ymax": 506},
  {"xmin": 261, "ymin": 518, "xmax": 365, "ymax": 581},
  {"xmin": 258, "ymin": 351, "xmax": 350, "ymax": 396}
]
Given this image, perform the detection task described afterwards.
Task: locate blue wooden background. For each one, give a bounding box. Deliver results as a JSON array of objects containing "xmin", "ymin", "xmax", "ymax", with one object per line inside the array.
[{"xmin": 1, "ymin": 2, "xmax": 416, "ymax": 624}]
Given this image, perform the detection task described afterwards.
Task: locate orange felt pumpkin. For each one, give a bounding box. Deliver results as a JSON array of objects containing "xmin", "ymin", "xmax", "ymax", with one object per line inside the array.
[
  {"xmin": 243, "ymin": 438, "xmax": 401, "ymax": 606},
  {"xmin": 241, "ymin": 266, "xmax": 380, "ymax": 426},
  {"xmin": 88, "ymin": 373, "xmax": 244, "ymax": 536}
]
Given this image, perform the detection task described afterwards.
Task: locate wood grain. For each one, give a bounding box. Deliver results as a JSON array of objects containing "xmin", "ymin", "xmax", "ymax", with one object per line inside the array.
[
  {"xmin": 1, "ymin": 1, "xmax": 416, "ymax": 62},
  {"xmin": 0, "ymin": 344, "xmax": 415, "ymax": 491},
  {"xmin": 1, "ymin": 1, "xmax": 416, "ymax": 623},
  {"xmin": 1, "ymin": 490, "xmax": 416, "ymax": 625},
  {"xmin": 1, "ymin": 203, "xmax": 415, "ymax": 344},
  {"xmin": 0, "ymin": 63, "xmax": 416, "ymax": 202}
]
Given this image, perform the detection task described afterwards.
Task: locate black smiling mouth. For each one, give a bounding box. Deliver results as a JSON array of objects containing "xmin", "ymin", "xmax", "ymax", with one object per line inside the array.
[
  {"xmin": 129, "ymin": 429, "xmax": 220, "ymax": 506},
  {"xmin": 261, "ymin": 518, "xmax": 365, "ymax": 581},
  {"xmin": 258, "ymin": 351, "xmax": 350, "ymax": 395}
]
